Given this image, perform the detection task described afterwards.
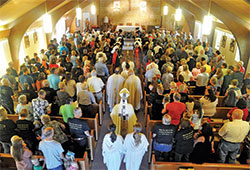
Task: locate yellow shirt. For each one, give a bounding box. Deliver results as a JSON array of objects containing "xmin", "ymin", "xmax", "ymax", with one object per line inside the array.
[
  {"xmin": 204, "ymin": 64, "xmax": 211, "ymax": 74},
  {"xmin": 218, "ymin": 119, "xmax": 249, "ymax": 143}
]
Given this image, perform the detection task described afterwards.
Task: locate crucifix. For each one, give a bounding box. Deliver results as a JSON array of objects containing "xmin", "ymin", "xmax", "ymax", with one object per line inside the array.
[{"xmin": 128, "ymin": 0, "xmax": 131, "ymax": 11}]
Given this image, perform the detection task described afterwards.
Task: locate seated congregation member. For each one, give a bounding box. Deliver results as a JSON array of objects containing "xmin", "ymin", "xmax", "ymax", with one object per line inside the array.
[
  {"xmin": 32, "ymin": 90, "xmax": 50, "ymax": 120},
  {"xmin": 148, "ymin": 83, "xmax": 164, "ymax": 120},
  {"xmin": 40, "ymin": 80, "xmax": 56, "ymax": 104},
  {"xmin": 41, "ymin": 115, "xmax": 69, "ymax": 151},
  {"xmin": 124, "ymin": 123, "xmax": 149, "ymax": 170},
  {"xmin": 16, "ymin": 109, "xmax": 37, "ymax": 153},
  {"xmin": 152, "ymin": 114, "xmax": 176, "ymax": 161},
  {"xmin": 68, "ymin": 107, "xmax": 90, "ymax": 158},
  {"xmin": 63, "ymin": 73, "xmax": 76, "ymax": 100},
  {"xmin": 0, "ymin": 78, "xmax": 14, "ymax": 114},
  {"xmin": 176, "ymin": 75, "xmax": 188, "ymax": 93},
  {"xmin": 191, "ymin": 101, "xmax": 204, "ymax": 131},
  {"xmin": 16, "ymin": 95, "xmax": 32, "ymax": 116},
  {"xmin": 39, "ymin": 127, "xmax": 65, "ymax": 170},
  {"xmin": 77, "ymin": 82, "xmax": 98, "ymax": 118},
  {"xmin": 19, "ymin": 83, "xmax": 37, "ymax": 103},
  {"xmin": 10, "ymin": 135, "xmax": 33, "ymax": 170},
  {"xmin": 227, "ymin": 98, "xmax": 248, "ymax": 121},
  {"xmin": 200, "ymin": 88, "xmax": 218, "ymax": 117},
  {"xmin": 59, "ymin": 98, "xmax": 75, "ymax": 123},
  {"xmin": 223, "ymin": 79, "xmax": 241, "ymax": 107},
  {"xmin": 195, "ymin": 66, "xmax": 209, "ymax": 95},
  {"xmin": 218, "ymin": 109, "xmax": 249, "ymax": 164},
  {"xmin": 174, "ymin": 118, "xmax": 194, "ymax": 162},
  {"xmin": 102, "ymin": 124, "xmax": 124, "ymax": 170},
  {"xmin": 190, "ymin": 121, "xmax": 214, "ymax": 163},
  {"xmin": 0, "ymin": 107, "xmax": 16, "ymax": 153},
  {"xmin": 162, "ymin": 93, "xmax": 186, "ymax": 127},
  {"xmin": 57, "ymin": 82, "xmax": 71, "ymax": 107},
  {"xmin": 48, "ymin": 67, "xmax": 61, "ymax": 90},
  {"xmin": 86, "ymin": 70, "xmax": 104, "ymax": 103}
]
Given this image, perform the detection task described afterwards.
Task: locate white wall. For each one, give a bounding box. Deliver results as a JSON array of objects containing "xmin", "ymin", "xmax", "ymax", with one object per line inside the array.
[{"xmin": 0, "ymin": 39, "xmax": 12, "ymax": 76}]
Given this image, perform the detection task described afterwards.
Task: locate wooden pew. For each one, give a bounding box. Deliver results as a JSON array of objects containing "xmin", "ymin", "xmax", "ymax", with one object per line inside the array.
[
  {"xmin": 0, "ymin": 152, "xmax": 90, "ymax": 170},
  {"xmin": 188, "ymin": 95, "xmax": 225, "ymax": 107},
  {"xmin": 150, "ymin": 154, "xmax": 250, "ymax": 170},
  {"xmin": 7, "ymin": 114, "xmax": 100, "ymax": 141}
]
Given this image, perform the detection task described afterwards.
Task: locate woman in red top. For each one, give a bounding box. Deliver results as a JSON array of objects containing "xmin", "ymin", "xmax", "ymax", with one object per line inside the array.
[
  {"xmin": 49, "ymin": 57, "xmax": 59, "ymax": 70},
  {"xmin": 227, "ymin": 98, "xmax": 248, "ymax": 121}
]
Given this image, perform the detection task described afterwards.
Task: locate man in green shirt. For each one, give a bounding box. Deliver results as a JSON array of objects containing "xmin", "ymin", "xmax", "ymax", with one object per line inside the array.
[{"xmin": 59, "ymin": 98, "xmax": 75, "ymax": 123}]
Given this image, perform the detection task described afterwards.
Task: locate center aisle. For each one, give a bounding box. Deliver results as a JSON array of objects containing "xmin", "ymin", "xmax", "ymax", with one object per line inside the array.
[{"xmin": 91, "ymin": 104, "xmax": 150, "ymax": 170}]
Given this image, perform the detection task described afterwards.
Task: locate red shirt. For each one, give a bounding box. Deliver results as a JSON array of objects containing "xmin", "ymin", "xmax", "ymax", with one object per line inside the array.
[
  {"xmin": 165, "ymin": 102, "xmax": 186, "ymax": 125},
  {"xmin": 228, "ymin": 107, "xmax": 248, "ymax": 121}
]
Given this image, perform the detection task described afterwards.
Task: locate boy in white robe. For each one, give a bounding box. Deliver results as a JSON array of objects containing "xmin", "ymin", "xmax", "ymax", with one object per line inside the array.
[
  {"xmin": 102, "ymin": 124, "xmax": 124, "ymax": 170},
  {"xmin": 123, "ymin": 123, "xmax": 149, "ymax": 170}
]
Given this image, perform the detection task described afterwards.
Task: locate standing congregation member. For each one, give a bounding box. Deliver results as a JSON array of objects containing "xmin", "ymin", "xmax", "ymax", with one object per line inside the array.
[
  {"xmin": 68, "ymin": 107, "xmax": 90, "ymax": 158},
  {"xmin": 0, "ymin": 78, "xmax": 14, "ymax": 114},
  {"xmin": 10, "ymin": 135, "xmax": 33, "ymax": 170},
  {"xmin": 123, "ymin": 123, "xmax": 149, "ymax": 170},
  {"xmin": 86, "ymin": 70, "xmax": 104, "ymax": 103},
  {"xmin": 32, "ymin": 90, "xmax": 50, "ymax": 120},
  {"xmin": 18, "ymin": 67, "xmax": 35, "ymax": 91},
  {"xmin": 102, "ymin": 124, "xmax": 124, "ymax": 170},
  {"xmin": 153, "ymin": 114, "xmax": 176, "ymax": 161},
  {"xmin": 217, "ymin": 109, "xmax": 249, "ymax": 164},
  {"xmin": 48, "ymin": 67, "xmax": 60, "ymax": 90},
  {"xmin": 195, "ymin": 66, "xmax": 209, "ymax": 95},
  {"xmin": 39, "ymin": 127, "xmax": 65, "ymax": 170}
]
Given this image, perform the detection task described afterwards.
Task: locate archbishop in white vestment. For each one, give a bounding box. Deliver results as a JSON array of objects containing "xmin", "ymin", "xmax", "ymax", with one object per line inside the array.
[
  {"xmin": 102, "ymin": 133, "xmax": 124, "ymax": 170},
  {"xmin": 106, "ymin": 68, "xmax": 124, "ymax": 112},
  {"xmin": 123, "ymin": 132, "xmax": 149, "ymax": 170}
]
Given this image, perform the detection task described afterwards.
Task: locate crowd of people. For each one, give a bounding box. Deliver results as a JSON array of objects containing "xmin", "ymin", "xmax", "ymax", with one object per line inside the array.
[{"xmin": 0, "ymin": 27, "xmax": 249, "ymax": 170}]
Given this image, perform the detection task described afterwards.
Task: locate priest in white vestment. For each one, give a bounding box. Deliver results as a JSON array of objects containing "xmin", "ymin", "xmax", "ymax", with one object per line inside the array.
[
  {"xmin": 102, "ymin": 124, "xmax": 124, "ymax": 170},
  {"xmin": 123, "ymin": 70, "xmax": 143, "ymax": 111},
  {"xmin": 110, "ymin": 88, "xmax": 137, "ymax": 136},
  {"xmin": 123, "ymin": 123, "xmax": 149, "ymax": 170},
  {"xmin": 106, "ymin": 67, "xmax": 124, "ymax": 112}
]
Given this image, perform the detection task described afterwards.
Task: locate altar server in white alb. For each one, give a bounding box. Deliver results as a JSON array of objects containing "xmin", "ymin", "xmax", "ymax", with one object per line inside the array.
[
  {"xmin": 106, "ymin": 67, "xmax": 124, "ymax": 112},
  {"xmin": 102, "ymin": 124, "xmax": 124, "ymax": 170},
  {"xmin": 123, "ymin": 123, "xmax": 149, "ymax": 170}
]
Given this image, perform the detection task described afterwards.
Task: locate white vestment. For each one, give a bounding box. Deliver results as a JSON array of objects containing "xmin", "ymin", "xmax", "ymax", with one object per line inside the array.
[
  {"xmin": 106, "ymin": 74, "xmax": 124, "ymax": 112},
  {"xmin": 102, "ymin": 134, "xmax": 124, "ymax": 170},
  {"xmin": 110, "ymin": 104, "xmax": 137, "ymax": 135},
  {"xmin": 123, "ymin": 133, "xmax": 149, "ymax": 170}
]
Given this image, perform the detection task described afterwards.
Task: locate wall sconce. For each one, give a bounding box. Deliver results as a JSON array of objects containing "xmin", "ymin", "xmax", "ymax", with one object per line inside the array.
[
  {"xmin": 140, "ymin": 1, "xmax": 147, "ymax": 12},
  {"xmin": 76, "ymin": 8, "xmax": 82, "ymax": 20},
  {"xmin": 113, "ymin": 1, "xmax": 120, "ymax": 11},
  {"xmin": 91, "ymin": 5, "xmax": 96, "ymax": 15},
  {"xmin": 43, "ymin": 13, "xmax": 52, "ymax": 33},
  {"xmin": 163, "ymin": 6, "xmax": 168, "ymax": 15},
  {"xmin": 175, "ymin": 8, "xmax": 182, "ymax": 21}
]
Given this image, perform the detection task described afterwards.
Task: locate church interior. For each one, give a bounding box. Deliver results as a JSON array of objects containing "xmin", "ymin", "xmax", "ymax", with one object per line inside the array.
[{"xmin": 0, "ymin": 0, "xmax": 250, "ymax": 170}]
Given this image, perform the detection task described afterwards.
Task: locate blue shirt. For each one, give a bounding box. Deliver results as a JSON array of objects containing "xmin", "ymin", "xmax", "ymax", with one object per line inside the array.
[
  {"xmin": 48, "ymin": 74, "xmax": 60, "ymax": 90},
  {"xmin": 95, "ymin": 62, "xmax": 109, "ymax": 76},
  {"xmin": 59, "ymin": 46, "xmax": 69, "ymax": 55},
  {"xmin": 18, "ymin": 74, "xmax": 34, "ymax": 90},
  {"xmin": 39, "ymin": 140, "xmax": 64, "ymax": 169}
]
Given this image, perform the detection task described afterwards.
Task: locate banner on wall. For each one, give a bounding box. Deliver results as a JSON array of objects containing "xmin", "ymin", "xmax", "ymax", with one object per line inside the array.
[
  {"xmin": 229, "ymin": 38, "xmax": 236, "ymax": 53},
  {"xmin": 33, "ymin": 32, "xmax": 38, "ymax": 44},
  {"xmin": 220, "ymin": 35, "xmax": 227, "ymax": 48},
  {"xmin": 24, "ymin": 35, "xmax": 30, "ymax": 48}
]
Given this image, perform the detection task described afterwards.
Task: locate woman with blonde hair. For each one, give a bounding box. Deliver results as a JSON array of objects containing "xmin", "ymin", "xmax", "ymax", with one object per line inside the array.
[
  {"xmin": 0, "ymin": 107, "xmax": 16, "ymax": 153},
  {"xmin": 180, "ymin": 64, "xmax": 192, "ymax": 82},
  {"xmin": 123, "ymin": 122, "xmax": 149, "ymax": 170},
  {"xmin": 11, "ymin": 135, "xmax": 33, "ymax": 170}
]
